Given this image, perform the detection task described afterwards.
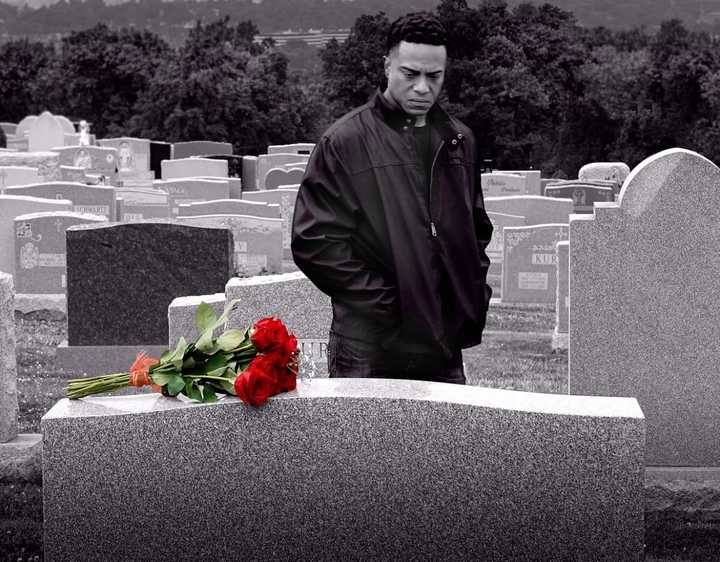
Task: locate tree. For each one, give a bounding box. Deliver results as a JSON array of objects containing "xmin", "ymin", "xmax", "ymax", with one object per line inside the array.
[{"xmin": 0, "ymin": 39, "xmax": 53, "ymax": 122}]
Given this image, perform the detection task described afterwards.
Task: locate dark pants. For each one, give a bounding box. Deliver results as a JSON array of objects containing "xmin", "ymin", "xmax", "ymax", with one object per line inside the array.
[{"xmin": 327, "ymin": 330, "xmax": 465, "ymax": 385}]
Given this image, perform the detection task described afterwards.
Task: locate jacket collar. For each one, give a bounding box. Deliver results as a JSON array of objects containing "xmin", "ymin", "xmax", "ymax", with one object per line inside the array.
[{"xmin": 371, "ymin": 88, "xmax": 460, "ymax": 142}]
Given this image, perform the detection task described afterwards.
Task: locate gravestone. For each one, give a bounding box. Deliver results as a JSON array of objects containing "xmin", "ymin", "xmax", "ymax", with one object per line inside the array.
[
  {"xmin": 0, "ymin": 123, "xmax": 17, "ymax": 136},
  {"xmin": 267, "ymin": 142, "xmax": 315, "ymax": 155},
  {"xmin": 201, "ymin": 154, "xmax": 243, "ymax": 179},
  {"xmin": 486, "ymin": 212, "xmax": 526, "ymax": 299},
  {"xmin": 0, "ymin": 196, "xmax": 73, "ymax": 277},
  {"xmin": 5, "ymin": 182, "xmax": 116, "ymax": 219},
  {"xmin": 552, "ymin": 240, "xmax": 569, "ymax": 351},
  {"xmin": 280, "ymin": 161, "xmax": 308, "ymax": 172},
  {"xmin": 53, "ymin": 146, "xmax": 118, "ymax": 181},
  {"xmin": 242, "ymin": 188, "xmax": 298, "ymax": 259},
  {"xmin": 14, "ymin": 211, "xmax": 107, "ymax": 294},
  {"xmin": 115, "ymin": 188, "xmax": 170, "ymax": 221},
  {"xmin": 569, "ymin": 148, "xmax": 720, "ymax": 466},
  {"xmin": 172, "ymin": 141, "xmax": 233, "ymax": 159},
  {"xmin": 264, "ymin": 167, "xmax": 304, "ymax": 190},
  {"xmin": 579, "ymin": 161, "xmax": 630, "ymax": 188},
  {"xmin": 177, "ymin": 214, "xmax": 282, "ymax": 276},
  {"xmin": 0, "ymin": 274, "xmax": 17, "ymax": 443},
  {"xmin": 256, "ymin": 153, "xmax": 309, "ymax": 189},
  {"xmin": 28, "ymin": 112, "xmax": 66, "ymax": 152},
  {"xmin": 149, "ymin": 141, "xmax": 172, "ymax": 179},
  {"xmin": 502, "ymin": 224, "xmax": 568, "ymax": 304},
  {"xmin": 495, "ymin": 170, "xmax": 542, "ymax": 195},
  {"xmin": 54, "ymin": 115, "xmax": 75, "ymax": 135},
  {"xmin": 155, "ymin": 179, "xmax": 230, "ymax": 216},
  {"xmin": 56, "ymin": 221, "xmax": 233, "ymax": 376},
  {"xmin": 0, "ymin": 152, "xmax": 60, "ymax": 181},
  {"xmin": 242, "ymin": 156, "xmax": 258, "ymax": 191},
  {"xmin": 0, "ymin": 166, "xmax": 42, "ymax": 189},
  {"xmin": 193, "ymin": 175, "xmax": 242, "ymax": 199},
  {"xmin": 161, "ymin": 157, "xmax": 228, "ymax": 180},
  {"xmin": 168, "ymin": 293, "xmax": 226, "ymax": 348},
  {"xmin": 16, "ymin": 115, "xmax": 37, "ymax": 138},
  {"xmin": 484, "ymin": 195, "xmax": 573, "ymax": 226},
  {"xmin": 544, "ymin": 183, "xmax": 614, "ymax": 213},
  {"xmin": 226, "ymin": 272, "xmax": 332, "ymax": 375},
  {"xmin": 42, "ymin": 381, "xmax": 645, "ymax": 561},
  {"xmin": 59, "ymin": 166, "xmax": 87, "ymax": 183},
  {"xmin": 5, "ymin": 137, "xmax": 28, "ymax": 151},
  {"xmin": 178, "ymin": 199, "xmax": 280, "ymax": 219},
  {"xmin": 481, "ymin": 173, "xmax": 529, "ymax": 197},
  {"xmin": 97, "ymin": 138, "xmax": 152, "ymax": 185}
]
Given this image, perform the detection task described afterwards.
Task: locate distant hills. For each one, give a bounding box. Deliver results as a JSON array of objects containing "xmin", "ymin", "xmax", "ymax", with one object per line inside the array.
[{"xmin": 0, "ymin": 0, "xmax": 718, "ymax": 42}]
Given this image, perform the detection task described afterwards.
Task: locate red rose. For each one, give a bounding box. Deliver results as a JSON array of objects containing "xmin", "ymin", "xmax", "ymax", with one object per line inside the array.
[
  {"xmin": 234, "ymin": 355, "xmax": 280, "ymax": 407},
  {"xmin": 250, "ymin": 317, "xmax": 290, "ymax": 353}
]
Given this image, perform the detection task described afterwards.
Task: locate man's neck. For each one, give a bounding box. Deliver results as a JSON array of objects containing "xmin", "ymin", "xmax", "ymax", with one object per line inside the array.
[{"xmin": 382, "ymin": 89, "xmax": 428, "ymax": 127}]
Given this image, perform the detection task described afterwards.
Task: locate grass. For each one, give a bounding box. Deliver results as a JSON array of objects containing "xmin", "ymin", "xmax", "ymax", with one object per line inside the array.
[{"xmin": 3, "ymin": 305, "xmax": 719, "ymax": 561}]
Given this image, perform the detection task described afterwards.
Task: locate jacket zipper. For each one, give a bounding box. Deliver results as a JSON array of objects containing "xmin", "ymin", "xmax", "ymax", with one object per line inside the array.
[{"xmin": 428, "ymin": 139, "xmax": 444, "ymax": 238}]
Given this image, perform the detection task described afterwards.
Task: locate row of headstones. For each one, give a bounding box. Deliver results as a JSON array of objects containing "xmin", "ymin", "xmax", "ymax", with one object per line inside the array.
[
  {"xmin": 162, "ymin": 148, "xmax": 720, "ymax": 471},
  {"xmin": 0, "ymin": 185, "xmax": 302, "ymax": 294}
]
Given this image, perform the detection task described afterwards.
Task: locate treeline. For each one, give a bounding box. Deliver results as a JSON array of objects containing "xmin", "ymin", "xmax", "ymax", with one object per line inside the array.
[{"xmin": 2, "ymin": 0, "xmax": 720, "ymax": 174}]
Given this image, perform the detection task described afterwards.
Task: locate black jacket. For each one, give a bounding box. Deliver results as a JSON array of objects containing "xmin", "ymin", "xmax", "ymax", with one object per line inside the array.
[{"xmin": 291, "ymin": 90, "xmax": 493, "ymax": 356}]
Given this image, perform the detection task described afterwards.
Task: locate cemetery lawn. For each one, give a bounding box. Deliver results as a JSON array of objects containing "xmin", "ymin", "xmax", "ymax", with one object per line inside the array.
[{"xmin": 6, "ymin": 305, "xmax": 719, "ymax": 561}]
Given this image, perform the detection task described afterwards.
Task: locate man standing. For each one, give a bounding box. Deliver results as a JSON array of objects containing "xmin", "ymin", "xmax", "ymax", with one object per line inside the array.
[{"xmin": 291, "ymin": 12, "xmax": 493, "ymax": 384}]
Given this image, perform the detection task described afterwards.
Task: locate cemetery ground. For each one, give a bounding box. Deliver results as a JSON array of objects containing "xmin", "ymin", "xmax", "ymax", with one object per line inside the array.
[{"xmin": 2, "ymin": 305, "xmax": 719, "ymax": 561}]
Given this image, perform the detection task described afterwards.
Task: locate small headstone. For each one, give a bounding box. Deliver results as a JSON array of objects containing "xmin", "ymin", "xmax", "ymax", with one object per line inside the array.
[
  {"xmin": 161, "ymin": 157, "xmax": 228, "ymax": 180},
  {"xmin": 201, "ymin": 154, "xmax": 243, "ymax": 179},
  {"xmin": 149, "ymin": 141, "xmax": 172, "ymax": 179},
  {"xmin": 155, "ymin": 179, "xmax": 230, "ymax": 216},
  {"xmin": 115, "ymin": 188, "xmax": 170, "ymax": 221},
  {"xmin": 53, "ymin": 146, "xmax": 118, "ymax": 181},
  {"xmin": 172, "ymin": 141, "xmax": 233, "ymax": 159},
  {"xmin": 28, "ymin": 111, "xmax": 66, "ymax": 152},
  {"xmin": 0, "ymin": 195, "xmax": 73, "ymax": 277},
  {"xmin": 0, "ymin": 123, "xmax": 17, "ymax": 136},
  {"xmin": 578, "ymin": 162, "xmax": 630, "ymax": 188},
  {"xmin": 242, "ymin": 156, "xmax": 258, "ymax": 191},
  {"xmin": 178, "ymin": 199, "xmax": 280, "ymax": 219},
  {"xmin": 502, "ymin": 224, "xmax": 568, "ymax": 304},
  {"xmin": 256, "ymin": 153, "xmax": 309, "ymax": 189},
  {"xmin": 242, "ymin": 187, "xmax": 298, "ymax": 259},
  {"xmin": 552, "ymin": 240, "xmax": 569, "ymax": 351},
  {"xmin": 484, "ymin": 195, "xmax": 573, "ymax": 226},
  {"xmin": 264, "ymin": 167, "xmax": 304, "ymax": 190},
  {"xmin": 226, "ymin": 271, "xmax": 332, "ymax": 374},
  {"xmin": 65, "ymin": 220, "xmax": 233, "ymax": 346},
  {"xmin": 544, "ymin": 183, "xmax": 614, "ymax": 213},
  {"xmin": 481, "ymin": 173, "xmax": 529, "ymax": 197},
  {"xmin": 0, "ymin": 151, "xmax": 60, "ymax": 181},
  {"xmin": 569, "ymin": 148, "xmax": 720, "ymax": 466},
  {"xmin": 267, "ymin": 142, "xmax": 315, "ymax": 155},
  {"xmin": 0, "ymin": 166, "xmax": 42, "ymax": 189},
  {"xmin": 486, "ymin": 212, "xmax": 526, "ymax": 299},
  {"xmin": 0, "ymin": 273, "xmax": 17, "ymax": 443},
  {"xmin": 5, "ymin": 137, "xmax": 28, "ymax": 151},
  {"xmin": 5, "ymin": 182, "xmax": 116, "ymax": 220},
  {"xmin": 177, "ymin": 214, "xmax": 282, "ymax": 276},
  {"xmin": 14, "ymin": 211, "xmax": 107, "ymax": 294},
  {"xmin": 495, "ymin": 170, "xmax": 542, "ymax": 195},
  {"xmin": 59, "ymin": 165, "xmax": 87, "ymax": 183}
]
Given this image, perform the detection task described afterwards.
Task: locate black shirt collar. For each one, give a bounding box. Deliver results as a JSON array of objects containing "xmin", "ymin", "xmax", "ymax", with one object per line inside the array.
[{"xmin": 371, "ymin": 88, "xmax": 459, "ymax": 141}]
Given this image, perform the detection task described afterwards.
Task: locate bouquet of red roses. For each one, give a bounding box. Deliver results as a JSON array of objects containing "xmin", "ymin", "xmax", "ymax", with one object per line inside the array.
[{"xmin": 65, "ymin": 298, "xmax": 299, "ymax": 407}]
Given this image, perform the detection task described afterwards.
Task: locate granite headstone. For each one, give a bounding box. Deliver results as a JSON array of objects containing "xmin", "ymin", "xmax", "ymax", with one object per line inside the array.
[
  {"xmin": 544, "ymin": 183, "xmax": 614, "ymax": 213},
  {"xmin": 484, "ymin": 195, "xmax": 573, "ymax": 226},
  {"xmin": 481, "ymin": 173, "xmax": 529, "ymax": 197},
  {"xmin": 264, "ymin": 167, "xmax": 304, "ymax": 190},
  {"xmin": 161, "ymin": 157, "xmax": 228, "ymax": 180},
  {"xmin": 5, "ymin": 182, "xmax": 116, "ymax": 220},
  {"xmin": 155, "ymin": 179, "xmax": 230, "ymax": 217},
  {"xmin": 242, "ymin": 188, "xmax": 298, "ymax": 259},
  {"xmin": 172, "ymin": 141, "xmax": 233, "ymax": 159},
  {"xmin": 486, "ymin": 212, "xmax": 526, "ymax": 299},
  {"xmin": 28, "ymin": 112, "xmax": 66, "ymax": 152},
  {"xmin": 178, "ymin": 199, "xmax": 280, "ymax": 219},
  {"xmin": 267, "ymin": 142, "xmax": 315, "ymax": 155}
]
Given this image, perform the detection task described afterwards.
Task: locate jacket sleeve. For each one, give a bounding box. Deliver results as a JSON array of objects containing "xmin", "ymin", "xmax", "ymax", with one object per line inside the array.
[{"xmin": 291, "ymin": 136, "xmax": 399, "ymax": 330}]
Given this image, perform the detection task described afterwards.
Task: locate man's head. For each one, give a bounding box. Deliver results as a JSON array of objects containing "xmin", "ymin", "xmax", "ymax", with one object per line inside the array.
[{"xmin": 383, "ymin": 12, "xmax": 448, "ymax": 121}]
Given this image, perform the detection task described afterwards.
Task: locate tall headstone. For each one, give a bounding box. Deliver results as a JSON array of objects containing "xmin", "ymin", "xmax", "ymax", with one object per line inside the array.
[
  {"xmin": 569, "ymin": 148, "xmax": 720, "ymax": 466},
  {"xmin": 14, "ymin": 211, "xmax": 107, "ymax": 294},
  {"xmin": 172, "ymin": 141, "xmax": 233, "ymax": 159},
  {"xmin": 502, "ymin": 224, "xmax": 568, "ymax": 304},
  {"xmin": 161, "ymin": 157, "xmax": 228, "ymax": 180},
  {"xmin": 177, "ymin": 214, "xmax": 282, "ymax": 276},
  {"xmin": 16, "ymin": 115, "xmax": 37, "ymax": 138},
  {"xmin": 28, "ymin": 112, "xmax": 66, "ymax": 152},
  {"xmin": 5, "ymin": 182, "xmax": 116, "ymax": 220},
  {"xmin": 242, "ymin": 187, "xmax": 298, "ymax": 259},
  {"xmin": 149, "ymin": 141, "xmax": 172, "ymax": 179},
  {"xmin": 0, "ymin": 195, "xmax": 73, "ymax": 277},
  {"xmin": 484, "ymin": 195, "xmax": 573, "ymax": 226},
  {"xmin": 0, "ymin": 273, "xmax": 17, "ymax": 443},
  {"xmin": 486, "ymin": 211, "xmax": 526, "ymax": 299}
]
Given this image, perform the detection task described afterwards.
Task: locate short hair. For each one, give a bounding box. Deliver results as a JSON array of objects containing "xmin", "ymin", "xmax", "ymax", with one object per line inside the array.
[{"xmin": 386, "ymin": 12, "xmax": 447, "ymax": 54}]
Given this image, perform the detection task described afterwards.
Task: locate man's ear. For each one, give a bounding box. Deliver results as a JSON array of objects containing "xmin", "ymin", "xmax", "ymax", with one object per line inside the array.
[{"xmin": 383, "ymin": 55, "xmax": 390, "ymax": 77}]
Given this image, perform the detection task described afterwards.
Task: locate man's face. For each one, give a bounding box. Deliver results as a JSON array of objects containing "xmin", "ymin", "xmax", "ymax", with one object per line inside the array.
[{"xmin": 383, "ymin": 40, "xmax": 447, "ymax": 117}]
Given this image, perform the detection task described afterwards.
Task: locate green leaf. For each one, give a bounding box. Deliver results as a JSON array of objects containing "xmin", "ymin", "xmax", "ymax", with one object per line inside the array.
[
  {"xmin": 194, "ymin": 298, "xmax": 242, "ymax": 353},
  {"xmin": 184, "ymin": 379, "xmax": 202, "ymax": 401},
  {"xmin": 204, "ymin": 352, "xmax": 230, "ymax": 373},
  {"xmin": 166, "ymin": 375, "xmax": 185, "ymax": 396},
  {"xmin": 151, "ymin": 372, "xmax": 178, "ymax": 386},
  {"xmin": 215, "ymin": 379, "xmax": 236, "ymax": 395},
  {"xmin": 216, "ymin": 329, "xmax": 247, "ymax": 351},
  {"xmin": 201, "ymin": 385, "xmax": 218, "ymax": 402},
  {"xmin": 182, "ymin": 356, "xmax": 196, "ymax": 370},
  {"xmin": 170, "ymin": 337, "xmax": 188, "ymax": 371},
  {"xmin": 195, "ymin": 302, "xmax": 218, "ymax": 334}
]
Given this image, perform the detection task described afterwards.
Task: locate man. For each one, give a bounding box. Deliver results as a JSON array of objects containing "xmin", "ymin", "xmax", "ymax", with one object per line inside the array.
[{"xmin": 291, "ymin": 12, "xmax": 493, "ymax": 384}]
